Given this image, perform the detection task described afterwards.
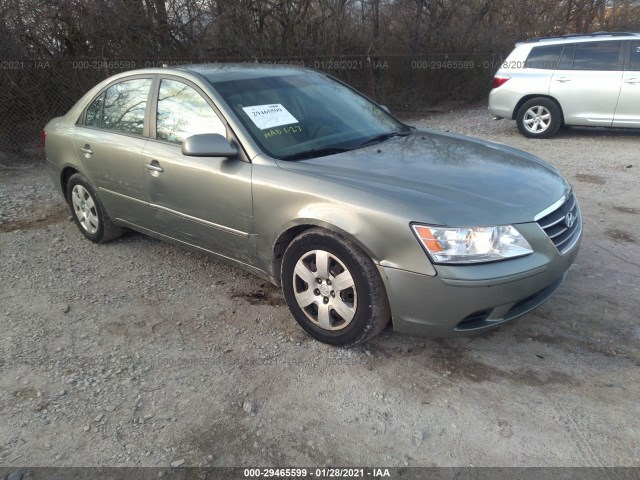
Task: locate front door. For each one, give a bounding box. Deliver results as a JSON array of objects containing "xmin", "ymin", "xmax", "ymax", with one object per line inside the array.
[
  {"xmin": 141, "ymin": 77, "xmax": 254, "ymax": 264},
  {"xmin": 613, "ymin": 40, "xmax": 640, "ymax": 128}
]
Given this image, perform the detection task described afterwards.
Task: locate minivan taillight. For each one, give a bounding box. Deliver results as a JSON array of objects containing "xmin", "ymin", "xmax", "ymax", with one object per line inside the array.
[
  {"xmin": 492, "ymin": 76, "xmax": 510, "ymax": 89},
  {"xmin": 41, "ymin": 130, "xmax": 46, "ymax": 146}
]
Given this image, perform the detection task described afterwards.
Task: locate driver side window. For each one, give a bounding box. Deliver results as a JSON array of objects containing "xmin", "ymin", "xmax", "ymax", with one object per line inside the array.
[{"xmin": 156, "ymin": 79, "xmax": 226, "ymax": 144}]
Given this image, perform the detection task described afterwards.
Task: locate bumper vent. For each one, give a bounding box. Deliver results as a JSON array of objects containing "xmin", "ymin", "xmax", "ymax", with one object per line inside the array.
[
  {"xmin": 456, "ymin": 309, "xmax": 493, "ymax": 330},
  {"xmin": 536, "ymin": 192, "xmax": 581, "ymax": 254}
]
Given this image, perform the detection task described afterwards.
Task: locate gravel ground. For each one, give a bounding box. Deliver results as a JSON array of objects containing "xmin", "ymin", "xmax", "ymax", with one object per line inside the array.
[{"xmin": 0, "ymin": 106, "xmax": 639, "ymax": 470}]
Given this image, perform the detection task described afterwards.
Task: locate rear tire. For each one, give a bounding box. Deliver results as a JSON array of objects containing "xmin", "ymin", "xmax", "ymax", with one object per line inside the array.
[
  {"xmin": 67, "ymin": 173, "xmax": 123, "ymax": 243},
  {"xmin": 516, "ymin": 98, "xmax": 561, "ymax": 139},
  {"xmin": 281, "ymin": 228, "xmax": 390, "ymax": 346}
]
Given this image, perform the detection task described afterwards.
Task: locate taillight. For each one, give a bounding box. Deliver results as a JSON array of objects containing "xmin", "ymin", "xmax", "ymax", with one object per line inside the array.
[
  {"xmin": 41, "ymin": 130, "xmax": 46, "ymax": 146},
  {"xmin": 492, "ymin": 76, "xmax": 510, "ymax": 89}
]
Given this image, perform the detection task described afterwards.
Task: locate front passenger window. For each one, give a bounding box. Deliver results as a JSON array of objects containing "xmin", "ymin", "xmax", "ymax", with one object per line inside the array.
[{"xmin": 156, "ymin": 79, "xmax": 226, "ymax": 144}]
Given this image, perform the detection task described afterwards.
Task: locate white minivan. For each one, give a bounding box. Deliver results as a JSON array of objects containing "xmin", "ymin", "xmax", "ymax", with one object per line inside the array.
[{"xmin": 489, "ymin": 32, "xmax": 640, "ymax": 138}]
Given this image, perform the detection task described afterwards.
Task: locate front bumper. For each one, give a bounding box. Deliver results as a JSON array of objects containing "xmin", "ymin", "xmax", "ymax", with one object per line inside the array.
[{"xmin": 380, "ymin": 221, "xmax": 581, "ymax": 337}]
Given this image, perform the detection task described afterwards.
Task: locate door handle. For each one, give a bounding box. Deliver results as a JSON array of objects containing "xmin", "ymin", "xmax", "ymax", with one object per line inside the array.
[
  {"xmin": 145, "ymin": 162, "xmax": 164, "ymax": 173},
  {"xmin": 624, "ymin": 78, "xmax": 639, "ymax": 84},
  {"xmin": 80, "ymin": 145, "xmax": 93, "ymax": 155},
  {"xmin": 555, "ymin": 77, "xmax": 571, "ymax": 83}
]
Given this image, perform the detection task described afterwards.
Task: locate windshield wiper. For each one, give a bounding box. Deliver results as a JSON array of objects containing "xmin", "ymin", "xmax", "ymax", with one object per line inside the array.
[
  {"xmin": 357, "ymin": 130, "xmax": 411, "ymax": 147},
  {"xmin": 279, "ymin": 146, "xmax": 352, "ymax": 161}
]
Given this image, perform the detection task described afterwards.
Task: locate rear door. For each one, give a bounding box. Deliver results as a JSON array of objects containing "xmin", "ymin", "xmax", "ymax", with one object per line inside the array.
[
  {"xmin": 549, "ymin": 41, "xmax": 624, "ymax": 126},
  {"xmin": 141, "ymin": 76, "xmax": 254, "ymax": 264},
  {"xmin": 613, "ymin": 40, "xmax": 640, "ymax": 127},
  {"xmin": 73, "ymin": 76, "xmax": 154, "ymax": 225}
]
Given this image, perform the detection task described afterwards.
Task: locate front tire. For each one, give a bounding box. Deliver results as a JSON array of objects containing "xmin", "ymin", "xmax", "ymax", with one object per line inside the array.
[
  {"xmin": 281, "ymin": 228, "xmax": 390, "ymax": 346},
  {"xmin": 516, "ymin": 98, "xmax": 561, "ymax": 138},
  {"xmin": 66, "ymin": 173, "xmax": 123, "ymax": 243}
]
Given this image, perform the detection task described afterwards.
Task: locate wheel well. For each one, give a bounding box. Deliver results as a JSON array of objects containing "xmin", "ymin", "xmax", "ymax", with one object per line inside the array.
[
  {"xmin": 272, "ymin": 225, "xmax": 314, "ymax": 284},
  {"xmin": 60, "ymin": 167, "xmax": 79, "ymax": 198},
  {"xmin": 271, "ymin": 223, "xmax": 382, "ymax": 285},
  {"xmin": 512, "ymin": 95, "xmax": 564, "ymax": 124}
]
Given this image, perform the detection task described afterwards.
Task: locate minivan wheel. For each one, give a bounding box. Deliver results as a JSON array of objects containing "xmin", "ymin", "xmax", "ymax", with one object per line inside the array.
[
  {"xmin": 516, "ymin": 98, "xmax": 561, "ymax": 138},
  {"xmin": 66, "ymin": 173, "xmax": 123, "ymax": 243},
  {"xmin": 281, "ymin": 228, "xmax": 390, "ymax": 346}
]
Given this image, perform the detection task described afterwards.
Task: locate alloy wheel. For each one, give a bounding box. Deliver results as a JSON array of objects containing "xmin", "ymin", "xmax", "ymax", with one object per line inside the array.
[
  {"xmin": 523, "ymin": 106, "xmax": 552, "ymax": 134},
  {"xmin": 71, "ymin": 184, "xmax": 99, "ymax": 234},
  {"xmin": 292, "ymin": 249, "xmax": 357, "ymax": 331}
]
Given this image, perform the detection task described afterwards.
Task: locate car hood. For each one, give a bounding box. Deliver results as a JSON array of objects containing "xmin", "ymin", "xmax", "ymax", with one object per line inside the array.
[{"xmin": 274, "ymin": 130, "xmax": 568, "ymax": 226}]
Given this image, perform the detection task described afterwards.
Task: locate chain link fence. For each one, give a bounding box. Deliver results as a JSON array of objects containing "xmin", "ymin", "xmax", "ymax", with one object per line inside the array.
[{"xmin": 0, "ymin": 53, "xmax": 506, "ymax": 156}]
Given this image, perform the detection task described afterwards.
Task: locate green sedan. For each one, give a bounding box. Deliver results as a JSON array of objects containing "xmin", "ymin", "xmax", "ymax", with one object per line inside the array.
[{"xmin": 43, "ymin": 65, "xmax": 581, "ymax": 345}]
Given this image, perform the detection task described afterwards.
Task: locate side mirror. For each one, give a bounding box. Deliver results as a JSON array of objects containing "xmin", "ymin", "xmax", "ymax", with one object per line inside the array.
[
  {"xmin": 182, "ymin": 133, "xmax": 238, "ymax": 158},
  {"xmin": 379, "ymin": 105, "xmax": 391, "ymax": 114}
]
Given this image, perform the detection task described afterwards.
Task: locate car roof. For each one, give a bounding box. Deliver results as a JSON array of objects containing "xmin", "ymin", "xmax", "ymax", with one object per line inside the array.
[
  {"xmin": 519, "ymin": 31, "xmax": 640, "ymax": 46},
  {"xmin": 177, "ymin": 63, "xmax": 315, "ymax": 83}
]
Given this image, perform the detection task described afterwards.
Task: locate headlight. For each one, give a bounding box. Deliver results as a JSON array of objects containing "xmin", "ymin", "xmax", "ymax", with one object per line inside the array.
[{"xmin": 412, "ymin": 224, "xmax": 533, "ymax": 264}]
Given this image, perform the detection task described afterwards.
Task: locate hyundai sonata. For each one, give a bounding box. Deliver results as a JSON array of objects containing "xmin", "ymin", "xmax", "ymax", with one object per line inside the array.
[{"xmin": 44, "ymin": 65, "xmax": 582, "ymax": 345}]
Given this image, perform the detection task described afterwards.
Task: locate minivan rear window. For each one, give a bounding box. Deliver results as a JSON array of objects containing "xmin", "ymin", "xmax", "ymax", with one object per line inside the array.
[{"xmin": 524, "ymin": 45, "xmax": 564, "ymax": 69}]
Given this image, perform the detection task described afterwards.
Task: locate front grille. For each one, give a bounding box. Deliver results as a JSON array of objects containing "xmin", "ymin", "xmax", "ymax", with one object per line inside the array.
[{"xmin": 536, "ymin": 192, "xmax": 581, "ymax": 254}]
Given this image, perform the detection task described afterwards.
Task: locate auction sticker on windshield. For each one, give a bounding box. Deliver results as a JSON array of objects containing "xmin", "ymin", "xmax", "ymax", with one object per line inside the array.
[{"xmin": 242, "ymin": 104, "xmax": 299, "ymax": 130}]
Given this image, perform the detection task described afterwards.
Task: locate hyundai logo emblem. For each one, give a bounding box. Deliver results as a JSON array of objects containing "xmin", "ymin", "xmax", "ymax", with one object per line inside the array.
[{"xmin": 564, "ymin": 212, "xmax": 575, "ymax": 229}]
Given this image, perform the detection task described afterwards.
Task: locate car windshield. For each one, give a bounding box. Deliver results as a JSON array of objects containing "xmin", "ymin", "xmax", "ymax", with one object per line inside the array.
[{"xmin": 210, "ymin": 73, "xmax": 410, "ymax": 160}]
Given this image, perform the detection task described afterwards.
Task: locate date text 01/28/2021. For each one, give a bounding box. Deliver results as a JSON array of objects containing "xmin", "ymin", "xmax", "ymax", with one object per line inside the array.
[{"xmin": 243, "ymin": 468, "xmax": 391, "ymax": 477}]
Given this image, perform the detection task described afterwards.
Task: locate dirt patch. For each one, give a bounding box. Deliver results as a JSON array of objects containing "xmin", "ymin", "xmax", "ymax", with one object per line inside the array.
[
  {"xmin": 612, "ymin": 205, "xmax": 638, "ymax": 215},
  {"xmin": 426, "ymin": 339, "xmax": 496, "ymax": 383},
  {"xmin": 607, "ymin": 229, "xmax": 636, "ymax": 244},
  {"xmin": 575, "ymin": 173, "xmax": 606, "ymax": 185},
  {"xmin": 13, "ymin": 388, "xmax": 40, "ymax": 400},
  {"xmin": 579, "ymin": 339, "xmax": 629, "ymax": 358},
  {"xmin": 424, "ymin": 339, "xmax": 576, "ymax": 386},
  {"xmin": 513, "ymin": 330, "xmax": 563, "ymax": 345},
  {"xmin": 230, "ymin": 284, "xmax": 287, "ymax": 306},
  {"xmin": 0, "ymin": 205, "xmax": 68, "ymax": 233},
  {"xmin": 515, "ymin": 329, "xmax": 632, "ymax": 360}
]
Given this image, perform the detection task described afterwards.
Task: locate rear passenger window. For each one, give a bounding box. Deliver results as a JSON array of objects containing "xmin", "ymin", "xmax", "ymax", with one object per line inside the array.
[
  {"xmin": 525, "ymin": 45, "xmax": 564, "ymax": 69},
  {"xmin": 572, "ymin": 41, "xmax": 623, "ymax": 71},
  {"xmin": 102, "ymin": 78, "xmax": 153, "ymax": 136},
  {"xmin": 628, "ymin": 41, "xmax": 640, "ymax": 70}
]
